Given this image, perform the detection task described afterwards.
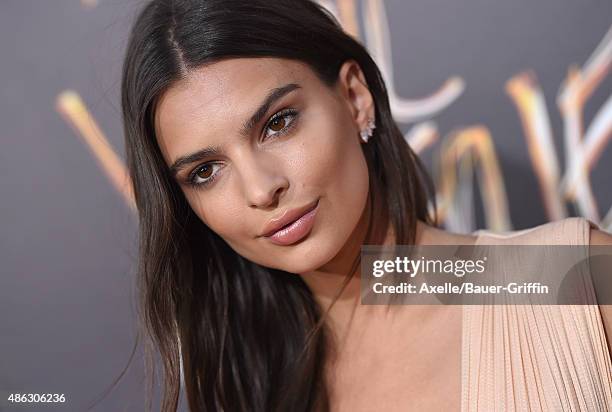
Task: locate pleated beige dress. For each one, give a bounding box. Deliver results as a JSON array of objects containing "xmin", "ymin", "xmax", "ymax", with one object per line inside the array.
[{"xmin": 462, "ymin": 217, "xmax": 612, "ymax": 411}]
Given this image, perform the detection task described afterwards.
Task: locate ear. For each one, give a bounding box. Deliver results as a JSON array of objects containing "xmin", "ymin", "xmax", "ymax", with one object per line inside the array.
[{"xmin": 336, "ymin": 60, "xmax": 375, "ymax": 135}]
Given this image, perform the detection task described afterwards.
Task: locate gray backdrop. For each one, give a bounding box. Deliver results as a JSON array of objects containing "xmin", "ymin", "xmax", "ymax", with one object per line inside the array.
[{"xmin": 1, "ymin": 0, "xmax": 611, "ymax": 410}]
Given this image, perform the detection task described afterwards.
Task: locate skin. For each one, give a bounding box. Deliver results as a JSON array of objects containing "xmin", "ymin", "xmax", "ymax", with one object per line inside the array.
[
  {"xmin": 152, "ymin": 54, "xmax": 467, "ymax": 330},
  {"xmin": 155, "ymin": 57, "xmax": 372, "ymax": 280},
  {"xmin": 154, "ymin": 57, "xmax": 468, "ymax": 409},
  {"xmin": 153, "ymin": 56, "xmax": 612, "ymax": 410}
]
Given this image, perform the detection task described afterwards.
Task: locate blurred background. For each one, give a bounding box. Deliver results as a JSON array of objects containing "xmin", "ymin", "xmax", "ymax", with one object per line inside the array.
[{"xmin": 1, "ymin": 0, "xmax": 610, "ymax": 410}]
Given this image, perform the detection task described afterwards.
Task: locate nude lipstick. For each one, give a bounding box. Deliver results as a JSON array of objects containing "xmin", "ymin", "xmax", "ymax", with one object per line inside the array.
[{"xmin": 262, "ymin": 199, "xmax": 319, "ymax": 246}]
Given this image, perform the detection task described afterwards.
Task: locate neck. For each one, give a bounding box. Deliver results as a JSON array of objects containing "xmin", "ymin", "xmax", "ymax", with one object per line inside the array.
[
  {"xmin": 300, "ymin": 212, "xmax": 434, "ymax": 306},
  {"xmin": 299, "ymin": 203, "xmax": 370, "ymax": 313},
  {"xmin": 299, "ymin": 212, "xmax": 440, "ymax": 338}
]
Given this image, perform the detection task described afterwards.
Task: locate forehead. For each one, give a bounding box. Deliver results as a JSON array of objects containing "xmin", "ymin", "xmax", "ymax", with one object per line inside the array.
[{"xmin": 154, "ymin": 57, "xmax": 320, "ymax": 161}]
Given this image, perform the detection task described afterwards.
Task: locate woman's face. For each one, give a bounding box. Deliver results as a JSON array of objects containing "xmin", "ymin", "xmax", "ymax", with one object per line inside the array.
[{"xmin": 154, "ymin": 57, "xmax": 374, "ymax": 274}]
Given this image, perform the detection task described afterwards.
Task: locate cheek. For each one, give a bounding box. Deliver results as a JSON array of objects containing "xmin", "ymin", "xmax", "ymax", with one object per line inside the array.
[
  {"xmin": 321, "ymin": 133, "xmax": 369, "ymax": 234},
  {"xmin": 287, "ymin": 110, "xmax": 369, "ymax": 243},
  {"xmin": 188, "ymin": 193, "xmax": 262, "ymax": 262},
  {"xmin": 300, "ymin": 113, "xmax": 369, "ymax": 205},
  {"xmin": 290, "ymin": 107, "xmax": 366, "ymax": 193},
  {"xmin": 186, "ymin": 194, "xmax": 246, "ymax": 240}
]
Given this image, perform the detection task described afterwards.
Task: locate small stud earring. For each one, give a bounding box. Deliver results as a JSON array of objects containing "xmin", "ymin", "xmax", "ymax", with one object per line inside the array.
[{"xmin": 360, "ymin": 118, "xmax": 376, "ymax": 143}]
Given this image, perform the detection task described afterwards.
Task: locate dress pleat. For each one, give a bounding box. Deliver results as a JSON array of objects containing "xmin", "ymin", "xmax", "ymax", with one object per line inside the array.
[{"xmin": 462, "ymin": 217, "xmax": 612, "ymax": 411}]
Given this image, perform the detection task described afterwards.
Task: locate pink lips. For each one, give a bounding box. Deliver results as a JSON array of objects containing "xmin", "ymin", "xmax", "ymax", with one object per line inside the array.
[{"xmin": 264, "ymin": 200, "xmax": 319, "ymax": 246}]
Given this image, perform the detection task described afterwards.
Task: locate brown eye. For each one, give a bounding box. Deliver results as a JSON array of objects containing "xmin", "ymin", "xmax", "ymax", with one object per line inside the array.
[
  {"xmin": 264, "ymin": 109, "xmax": 298, "ymax": 139},
  {"xmin": 269, "ymin": 117, "xmax": 286, "ymax": 132},
  {"xmin": 196, "ymin": 164, "xmax": 213, "ymax": 179},
  {"xmin": 189, "ymin": 162, "xmax": 223, "ymax": 188}
]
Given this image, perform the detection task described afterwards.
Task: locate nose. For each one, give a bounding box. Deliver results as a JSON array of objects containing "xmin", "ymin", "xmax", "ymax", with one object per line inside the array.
[{"xmin": 239, "ymin": 153, "xmax": 289, "ymax": 209}]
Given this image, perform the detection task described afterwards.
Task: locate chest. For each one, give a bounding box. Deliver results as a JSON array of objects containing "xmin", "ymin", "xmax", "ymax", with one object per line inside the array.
[{"xmin": 327, "ymin": 306, "xmax": 463, "ymax": 412}]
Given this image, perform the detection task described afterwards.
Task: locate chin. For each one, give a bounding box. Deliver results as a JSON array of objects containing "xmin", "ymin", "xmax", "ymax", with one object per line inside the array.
[
  {"xmin": 249, "ymin": 242, "xmax": 325, "ymax": 275},
  {"xmin": 288, "ymin": 236, "xmax": 346, "ymax": 274},
  {"xmin": 267, "ymin": 251, "xmax": 327, "ymax": 275}
]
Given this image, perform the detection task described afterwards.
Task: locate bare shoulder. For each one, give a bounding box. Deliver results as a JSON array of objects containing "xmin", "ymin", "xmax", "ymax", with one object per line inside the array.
[
  {"xmin": 415, "ymin": 221, "xmax": 478, "ymax": 245},
  {"xmin": 590, "ymin": 227, "xmax": 612, "ymax": 245},
  {"xmin": 590, "ymin": 227, "xmax": 612, "ymax": 353}
]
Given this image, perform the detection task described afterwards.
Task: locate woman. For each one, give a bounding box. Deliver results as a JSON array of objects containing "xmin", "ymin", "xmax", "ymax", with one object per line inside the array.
[{"xmin": 120, "ymin": 0, "xmax": 612, "ymax": 410}]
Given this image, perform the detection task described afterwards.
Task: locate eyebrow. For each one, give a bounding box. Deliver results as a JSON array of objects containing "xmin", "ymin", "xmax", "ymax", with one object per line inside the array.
[{"xmin": 169, "ymin": 83, "xmax": 302, "ymax": 178}]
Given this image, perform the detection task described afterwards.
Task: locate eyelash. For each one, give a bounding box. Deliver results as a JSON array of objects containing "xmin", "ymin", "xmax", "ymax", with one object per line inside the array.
[{"xmin": 186, "ymin": 108, "xmax": 299, "ymax": 189}]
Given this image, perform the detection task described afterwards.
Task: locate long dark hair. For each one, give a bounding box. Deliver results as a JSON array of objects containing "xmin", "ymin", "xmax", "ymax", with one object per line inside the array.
[{"xmin": 120, "ymin": 0, "xmax": 435, "ymax": 410}]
